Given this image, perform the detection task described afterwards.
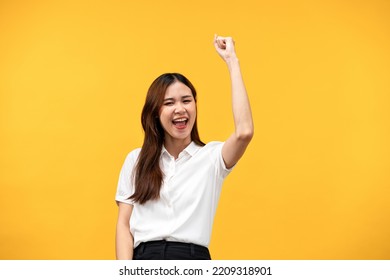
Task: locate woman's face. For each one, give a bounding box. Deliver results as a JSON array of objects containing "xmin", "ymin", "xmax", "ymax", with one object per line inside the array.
[{"xmin": 159, "ymin": 81, "xmax": 196, "ymax": 144}]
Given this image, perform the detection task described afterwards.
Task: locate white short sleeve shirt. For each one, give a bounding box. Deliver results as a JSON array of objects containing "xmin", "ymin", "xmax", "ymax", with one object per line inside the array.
[{"xmin": 115, "ymin": 141, "xmax": 233, "ymax": 248}]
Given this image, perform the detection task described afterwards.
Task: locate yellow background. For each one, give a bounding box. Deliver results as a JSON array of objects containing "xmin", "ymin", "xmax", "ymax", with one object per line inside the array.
[{"xmin": 1, "ymin": 0, "xmax": 389, "ymax": 259}]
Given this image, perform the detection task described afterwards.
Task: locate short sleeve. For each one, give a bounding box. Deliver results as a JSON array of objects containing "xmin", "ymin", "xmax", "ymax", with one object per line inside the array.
[
  {"xmin": 115, "ymin": 148, "xmax": 141, "ymax": 205},
  {"xmin": 208, "ymin": 141, "xmax": 235, "ymax": 179}
]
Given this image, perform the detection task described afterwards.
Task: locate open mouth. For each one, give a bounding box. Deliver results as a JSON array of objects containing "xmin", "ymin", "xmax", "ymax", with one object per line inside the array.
[{"xmin": 172, "ymin": 117, "xmax": 188, "ymax": 129}]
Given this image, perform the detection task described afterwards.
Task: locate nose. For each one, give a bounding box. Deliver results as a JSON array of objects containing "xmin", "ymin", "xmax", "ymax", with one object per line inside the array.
[{"xmin": 174, "ymin": 103, "xmax": 186, "ymax": 114}]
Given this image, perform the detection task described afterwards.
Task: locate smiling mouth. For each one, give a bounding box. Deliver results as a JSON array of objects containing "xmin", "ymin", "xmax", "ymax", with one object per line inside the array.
[{"xmin": 172, "ymin": 118, "xmax": 188, "ymax": 128}]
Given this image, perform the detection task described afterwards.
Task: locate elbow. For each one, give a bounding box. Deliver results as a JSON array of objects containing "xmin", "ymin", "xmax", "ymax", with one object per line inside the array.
[{"xmin": 236, "ymin": 127, "xmax": 254, "ymax": 143}]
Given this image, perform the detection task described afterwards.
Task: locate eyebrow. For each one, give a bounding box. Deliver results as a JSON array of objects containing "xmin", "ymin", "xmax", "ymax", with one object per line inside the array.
[{"xmin": 163, "ymin": 95, "xmax": 193, "ymax": 101}]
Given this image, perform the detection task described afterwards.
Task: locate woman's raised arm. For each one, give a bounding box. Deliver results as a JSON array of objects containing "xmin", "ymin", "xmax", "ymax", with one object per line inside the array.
[{"xmin": 214, "ymin": 35, "xmax": 254, "ymax": 169}]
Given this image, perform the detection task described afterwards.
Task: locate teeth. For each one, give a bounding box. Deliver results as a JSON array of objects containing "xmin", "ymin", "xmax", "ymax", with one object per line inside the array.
[{"xmin": 173, "ymin": 118, "xmax": 187, "ymax": 122}]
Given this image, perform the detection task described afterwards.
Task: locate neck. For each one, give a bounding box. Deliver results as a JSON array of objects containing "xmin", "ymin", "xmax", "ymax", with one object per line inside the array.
[{"xmin": 164, "ymin": 137, "xmax": 192, "ymax": 159}]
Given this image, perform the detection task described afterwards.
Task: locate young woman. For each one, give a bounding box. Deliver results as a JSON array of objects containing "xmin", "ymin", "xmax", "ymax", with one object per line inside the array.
[{"xmin": 115, "ymin": 35, "xmax": 253, "ymax": 260}]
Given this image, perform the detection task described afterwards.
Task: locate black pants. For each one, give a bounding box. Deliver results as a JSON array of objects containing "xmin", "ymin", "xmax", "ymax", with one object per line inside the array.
[{"xmin": 133, "ymin": 240, "xmax": 211, "ymax": 260}]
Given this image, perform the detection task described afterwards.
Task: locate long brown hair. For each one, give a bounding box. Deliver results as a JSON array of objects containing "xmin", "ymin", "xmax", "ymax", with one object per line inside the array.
[{"xmin": 130, "ymin": 73, "xmax": 205, "ymax": 204}]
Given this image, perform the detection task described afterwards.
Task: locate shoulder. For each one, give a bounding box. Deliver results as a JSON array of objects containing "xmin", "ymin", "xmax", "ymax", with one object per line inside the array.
[
  {"xmin": 196, "ymin": 141, "xmax": 233, "ymax": 176},
  {"xmin": 122, "ymin": 147, "xmax": 142, "ymax": 166},
  {"xmin": 201, "ymin": 141, "xmax": 224, "ymax": 151},
  {"xmin": 204, "ymin": 141, "xmax": 224, "ymax": 148},
  {"xmin": 127, "ymin": 147, "xmax": 142, "ymax": 158},
  {"xmin": 194, "ymin": 141, "xmax": 224, "ymax": 157}
]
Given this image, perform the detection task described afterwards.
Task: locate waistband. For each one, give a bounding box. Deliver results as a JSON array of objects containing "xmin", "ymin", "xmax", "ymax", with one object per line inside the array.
[{"xmin": 134, "ymin": 240, "xmax": 209, "ymax": 253}]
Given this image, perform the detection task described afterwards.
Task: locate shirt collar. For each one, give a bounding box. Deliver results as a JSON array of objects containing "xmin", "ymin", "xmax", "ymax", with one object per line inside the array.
[
  {"xmin": 183, "ymin": 141, "xmax": 199, "ymax": 157},
  {"xmin": 161, "ymin": 141, "xmax": 200, "ymax": 158}
]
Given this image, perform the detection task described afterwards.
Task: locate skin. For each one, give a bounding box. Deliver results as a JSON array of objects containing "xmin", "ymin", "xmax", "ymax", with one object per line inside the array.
[
  {"xmin": 115, "ymin": 202, "xmax": 133, "ymax": 259},
  {"xmin": 158, "ymin": 81, "xmax": 197, "ymax": 158},
  {"xmin": 116, "ymin": 35, "xmax": 254, "ymax": 259},
  {"xmin": 213, "ymin": 34, "xmax": 254, "ymax": 169}
]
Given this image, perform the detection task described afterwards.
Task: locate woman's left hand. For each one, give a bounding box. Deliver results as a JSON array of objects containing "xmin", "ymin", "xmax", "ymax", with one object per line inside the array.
[{"xmin": 214, "ymin": 34, "xmax": 238, "ymax": 62}]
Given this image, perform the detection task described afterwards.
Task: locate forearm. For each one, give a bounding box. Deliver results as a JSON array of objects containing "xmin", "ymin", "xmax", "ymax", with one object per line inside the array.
[
  {"xmin": 226, "ymin": 57, "xmax": 254, "ymax": 140},
  {"xmin": 115, "ymin": 223, "xmax": 134, "ymax": 260}
]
